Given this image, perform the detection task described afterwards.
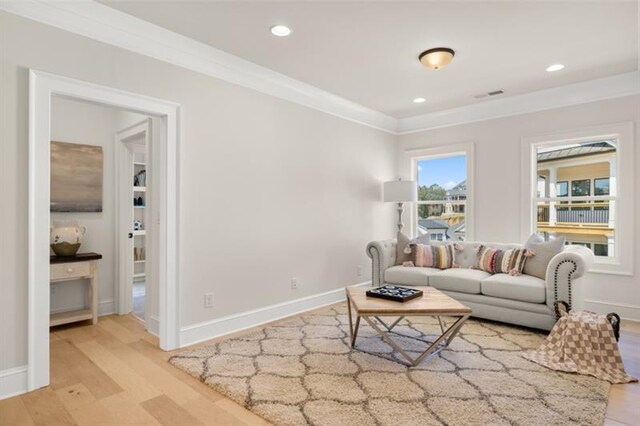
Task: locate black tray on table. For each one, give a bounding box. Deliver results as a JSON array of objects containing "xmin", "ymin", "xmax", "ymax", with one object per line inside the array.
[{"xmin": 366, "ymin": 285, "xmax": 423, "ymax": 302}]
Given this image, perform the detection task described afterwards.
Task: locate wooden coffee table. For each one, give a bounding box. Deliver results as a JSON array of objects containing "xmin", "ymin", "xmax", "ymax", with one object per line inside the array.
[{"xmin": 345, "ymin": 285, "xmax": 472, "ymax": 366}]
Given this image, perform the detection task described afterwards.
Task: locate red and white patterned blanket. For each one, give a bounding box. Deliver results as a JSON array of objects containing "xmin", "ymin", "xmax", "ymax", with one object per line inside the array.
[{"xmin": 524, "ymin": 310, "xmax": 637, "ymax": 384}]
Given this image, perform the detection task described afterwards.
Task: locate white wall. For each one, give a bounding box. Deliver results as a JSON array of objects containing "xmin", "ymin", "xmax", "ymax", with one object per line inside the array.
[
  {"xmin": 397, "ymin": 95, "xmax": 640, "ymax": 320},
  {"xmin": 0, "ymin": 12, "xmax": 397, "ymax": 372},
  {"xmin": 50, "ymin": 97, "xmax": 118, "ymax": 315}
]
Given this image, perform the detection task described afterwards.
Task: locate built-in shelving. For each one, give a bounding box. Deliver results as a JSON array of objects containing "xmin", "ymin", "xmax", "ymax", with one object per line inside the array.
[{"xmin": 133, "ymin": 155, "xmax": 147, "ymax": 287}]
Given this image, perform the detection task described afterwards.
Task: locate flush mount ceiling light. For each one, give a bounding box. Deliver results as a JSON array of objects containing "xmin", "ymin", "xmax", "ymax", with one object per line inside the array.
[
  {"xmin": 546, "ymin": 63, "xmax": 565, "ymax": 72},
  {"xmin": 413, "ymin": 97, "xmax": 426, "ymax": 104},
  {"xmin": 419, "ymin": 47, "xmax": 455, "ymax": 70},
  {"xmin": 270, "ymin": 25, "xmax": 292, "ymax": 37}
]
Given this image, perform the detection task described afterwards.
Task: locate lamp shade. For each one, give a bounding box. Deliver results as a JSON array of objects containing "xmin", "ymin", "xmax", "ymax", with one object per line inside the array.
[{"xmin": 383, "ymin": 180, "xmax": 417, "ymax": 202}]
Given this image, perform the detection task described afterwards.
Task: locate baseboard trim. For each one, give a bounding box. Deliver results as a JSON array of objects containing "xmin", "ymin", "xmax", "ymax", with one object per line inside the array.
[
  {"xmin": 147, "ymin": 314, "xmax": 160, "ymax": 337},
  {"xmin": 98, "ymin": 299, "xmax": 116, "ymax": 316},
  {"xmin": 0, "ymin": 366, "xmax": 28, "ymax": 400},
  {"xmin": 583, "ymin": 299, "xmax": 640, "ymax": 321},
  {"xmin": 180, "ymin": 282, "xmax": 370, "ymax": 348}
]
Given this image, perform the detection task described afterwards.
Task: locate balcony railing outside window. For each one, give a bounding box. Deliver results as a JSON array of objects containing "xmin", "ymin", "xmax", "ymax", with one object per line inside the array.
[{"xmin": 537, "ymin": 201, "xmax": 610, "ymax": 225}]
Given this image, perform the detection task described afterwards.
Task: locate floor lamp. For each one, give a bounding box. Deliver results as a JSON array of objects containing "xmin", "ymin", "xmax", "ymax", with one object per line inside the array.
[{"xmin": 383, "ymin": 179, "xmax": 417, "ymax": 233}]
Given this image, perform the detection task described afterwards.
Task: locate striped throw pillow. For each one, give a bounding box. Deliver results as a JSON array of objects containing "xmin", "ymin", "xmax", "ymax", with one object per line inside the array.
[
  {"xmin": 476, "ymin": 245, "xmax": 534, "ymax": 276},
  {"xmin": 411, "ymin": 244, "xmax": 457, "ymax": 269}
]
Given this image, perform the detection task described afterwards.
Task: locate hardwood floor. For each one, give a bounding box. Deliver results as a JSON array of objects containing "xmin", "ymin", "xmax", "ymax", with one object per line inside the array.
[{"xmin": 1, "ymin": 311, "xmax": 639, "ymax": 426}]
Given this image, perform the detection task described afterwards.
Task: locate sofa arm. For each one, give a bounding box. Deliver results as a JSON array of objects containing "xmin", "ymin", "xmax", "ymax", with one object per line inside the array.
[
  {"xmin": 366, "ymin": 239, "xmax": 397, "ymax": 287},
  {"xmin": 545, "ymin": 245, "xmax": 594, "ymax": 311}
]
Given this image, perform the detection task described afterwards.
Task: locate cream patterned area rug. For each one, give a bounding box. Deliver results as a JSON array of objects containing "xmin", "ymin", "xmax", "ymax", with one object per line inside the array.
[{"xmin": 169, "ymin": 303, "xmax": 610, "ymax": 426}]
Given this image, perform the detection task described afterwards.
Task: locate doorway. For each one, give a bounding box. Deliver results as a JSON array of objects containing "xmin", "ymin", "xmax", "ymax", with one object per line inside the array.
[
  {"xmin": 28, "ymin": 70, "xmax": 180, "ymax": 391},
  {"xmin": 115, "ymin": 119, "xmax": 153, "ymax": 327}
]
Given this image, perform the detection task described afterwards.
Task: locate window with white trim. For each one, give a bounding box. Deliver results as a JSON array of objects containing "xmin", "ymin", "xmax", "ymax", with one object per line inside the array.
[
  {"xmin": 524, "ymin": 123, "xmax": 634, "ymax": 275},
  {"xmin": 534, "ymin": 139, "xmax": 617, "ymax": 258},
  {"xmin": 414, "ymin": 154, "xmax": 468, "ymax": 241}
]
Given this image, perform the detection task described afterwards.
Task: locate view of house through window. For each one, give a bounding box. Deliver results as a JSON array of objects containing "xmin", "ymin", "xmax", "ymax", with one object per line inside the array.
[
  {"xmin": 535, "ymin": 140, "xmax": 616, "ymax": 257},
  {"xmin": 415, "ymin": 154, "xmax": 467, "ymax": 241}
]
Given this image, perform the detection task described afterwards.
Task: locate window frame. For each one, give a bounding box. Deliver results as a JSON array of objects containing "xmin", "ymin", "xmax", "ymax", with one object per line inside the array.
[
  {"xmin": 594, "ymin": 177, "xmax": 610, "ymax": 196},
  {"xmin": 404, "ymin": 142, "xmax": 475, "ymax": 241},
  {"xmin": 521, "ymin": 123, "xmax": 634, "ymax": 276},
  {"xmin": 556, "ymin": 181, "xmax": 569, "ymax": 197},
  {"xmin": 571, "ymin": 179, "xmax": 591, "ymax": 197}
]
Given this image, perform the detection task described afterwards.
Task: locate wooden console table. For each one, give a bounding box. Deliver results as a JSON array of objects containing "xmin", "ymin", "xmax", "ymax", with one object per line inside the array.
[{"xmin": 50, "ymin": 252, "xmax": 102, "ymax": 327}]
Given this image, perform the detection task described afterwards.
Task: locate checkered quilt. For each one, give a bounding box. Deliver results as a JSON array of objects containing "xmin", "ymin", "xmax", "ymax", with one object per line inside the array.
[{"xmin": 523, "ymin": 310, "xmax": 637, "ymax": 384}]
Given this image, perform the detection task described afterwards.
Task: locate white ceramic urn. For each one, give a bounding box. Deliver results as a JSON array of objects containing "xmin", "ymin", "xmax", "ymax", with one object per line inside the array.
[{"xmin": 50, "ymin": 221, "xmax": 87, "ymax": 257}]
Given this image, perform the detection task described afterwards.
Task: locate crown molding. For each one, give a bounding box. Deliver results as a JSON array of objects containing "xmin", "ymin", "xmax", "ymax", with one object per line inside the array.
[
  {"xmin": 0, "ymin": 0, "xmax": 398, "ymax": 133},
  {"xmin": 396, "ymin": 71, "xmax": 640, "ymax": 134},
  {"xmin": 1, "ymin": 1, "xmax": 638, "ymax": 136}
]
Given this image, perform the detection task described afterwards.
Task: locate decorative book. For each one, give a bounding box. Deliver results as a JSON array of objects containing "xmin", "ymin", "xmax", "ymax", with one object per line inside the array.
[{"xmin": 366, "ymin": 285, "xmax": 423, "ymax": 302}]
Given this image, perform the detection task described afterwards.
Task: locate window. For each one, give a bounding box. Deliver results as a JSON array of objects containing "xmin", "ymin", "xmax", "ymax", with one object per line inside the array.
[
  {"xmin": 430, "ymin": 232, "xmax": 444, "ymax": 241},
  {"xmin": 594, "ymin": 244, "xmax": 609, "ymax": 256},
  {"xmin": 571, "ymin": 242, "xmax": 591, "ymax": 248},
  {"xmin": 531, "ymin": 139, "xmax": 616, "ymax": 259},
  {"xmin": 524, "ymin": 123, "xmax": 634, "ymax": 275},
  {"xmin": 594, "ymin": 178, "xmax": 610, "ymax": 195},
  {"xmin": 556, "ymin": 181, "xmax": 568, "ymax": 197},
  {"xmin": 537, "ymin": 176, "xmax": 546, "ymax": 198},
  {"xmin": 414, "ymin": 153, "xmax": 468, "ymax": 241},
  {"xmin": 571, "ymin": 179, "xmax": 590, "ymax": 196}
]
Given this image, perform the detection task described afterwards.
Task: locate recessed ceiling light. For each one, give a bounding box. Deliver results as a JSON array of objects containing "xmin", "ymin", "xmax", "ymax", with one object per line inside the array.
[
  {"xmin": 270, "ymin": 25, "xmax": 291, "ymax": 37},
  {"xmin": 413, "ymin": 97, "xmax": 426, "ymax": 104},
  {"xmin": 546, "ymin": 64, "xmax": 565, "ymax": 72},
  {"xmin": 419, "ymin": 47, "xmax": 455, "ymax": 70}
]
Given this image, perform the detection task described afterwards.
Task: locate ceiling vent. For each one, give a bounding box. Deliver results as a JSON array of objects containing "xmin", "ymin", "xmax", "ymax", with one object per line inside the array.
[{"xmin": 474, "ymin": 90, "xmax": 505, "ymax": 99}]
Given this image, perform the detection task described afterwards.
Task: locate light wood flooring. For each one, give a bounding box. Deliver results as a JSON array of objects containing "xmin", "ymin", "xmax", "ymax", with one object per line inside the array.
[{"xmin": 1, "ymin": 310, "xmax": 639, "ymax": 426}]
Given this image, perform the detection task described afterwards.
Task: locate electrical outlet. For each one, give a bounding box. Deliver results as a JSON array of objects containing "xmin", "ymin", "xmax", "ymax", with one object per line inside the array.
[
  {"xmin": 204, "ymin": 293, "xmax": 214, "ymax": 308},
  {"xmin": 291, "ymin": 277, "xmax": 298, "ymax": 290},
  {"xmin": 356, "ymin": 265, "xmax": 363, "ymax": 276}
]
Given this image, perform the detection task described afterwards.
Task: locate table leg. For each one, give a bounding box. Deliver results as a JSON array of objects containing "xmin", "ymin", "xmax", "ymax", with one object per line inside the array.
[
  {"xmin": 91, "ymin": 261, "xmax": 98, "ymax": 324},
  {"xmin": 375, "ymin": 315, "xmax": 404, "ymax": 332},
  {"xmin": 412, "ymin": 315, "xmax": 469, "ymax": 365},
  {"xmin": 351, "ymin": 316, "xmax": 361, "ymax": 347},
  {"xmin": 354, "ymin": 314, "xmax": 470, "ymax": 367},
  {"xmin": 346, "ymin": 294, "xmax": 362, "ymax": 348}
]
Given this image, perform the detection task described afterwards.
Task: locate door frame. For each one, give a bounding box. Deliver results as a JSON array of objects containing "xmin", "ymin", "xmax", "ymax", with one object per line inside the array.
[
  {"xmin": 28, "ymin": 70, "xmax": 180, "ymax": 391},
  {"xmin": 115, "ymin": 119, "xmax": 151, "ymax": 318}
]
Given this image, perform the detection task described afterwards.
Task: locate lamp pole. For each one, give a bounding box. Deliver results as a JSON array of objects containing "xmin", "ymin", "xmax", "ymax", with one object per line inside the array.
[{"xmin": 397, "ymin": 202, "xmax": 405, "ymax": 233}]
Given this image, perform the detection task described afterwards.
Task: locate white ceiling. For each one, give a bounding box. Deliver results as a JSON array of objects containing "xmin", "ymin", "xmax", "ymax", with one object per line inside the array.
[{"xmin": 100, "ymin": 1, "xmax": 638, "ymax": 119}]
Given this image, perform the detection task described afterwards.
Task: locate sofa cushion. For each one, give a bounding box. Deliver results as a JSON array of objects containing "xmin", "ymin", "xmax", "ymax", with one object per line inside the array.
[
  {"xmin": 384, "ymin": 265, "xmax": 440, "ymax": 286},
  {"xmin": 429, "ymin": 268, "xmax": 490, "ymax": 294},
  {"xmin": 395, "ymin": 233, "xmax": 432, "ymax": 265},
  {"xmin": 395, "ymin": 232, "xmax": 412, "ymax": 265},
  {"xmin": 524, "ymin": 236, "xmax": 565, "ymax": 279},
  {"xmin": 453, "ymin": 244, "xmax": 479, "ymax": 268},
  {"xmin": 412, "ymin": 243, "xmax": 456, "ymax": 269},
  {"xmin": 476, "ymin": 245, "xmax": 533, "ymax": 276},
  {"xmin": 481, "ymin": 273, "xmax": 546, "ymax": 303}
]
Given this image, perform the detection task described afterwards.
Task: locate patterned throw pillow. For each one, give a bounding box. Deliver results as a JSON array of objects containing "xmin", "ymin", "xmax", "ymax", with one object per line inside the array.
[
  {"xmin": 411, "ymin": 243, "xmax": 457, "ymax": 269},
  {"xmin": 476, "ymin": 245, "xmax": 534, "ymax": 276}
]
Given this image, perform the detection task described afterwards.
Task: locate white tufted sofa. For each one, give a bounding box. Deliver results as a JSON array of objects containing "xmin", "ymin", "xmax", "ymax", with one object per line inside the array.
[{"xmin": 366, "ymin": 240, "xmax": 594, "ymax": 330}]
